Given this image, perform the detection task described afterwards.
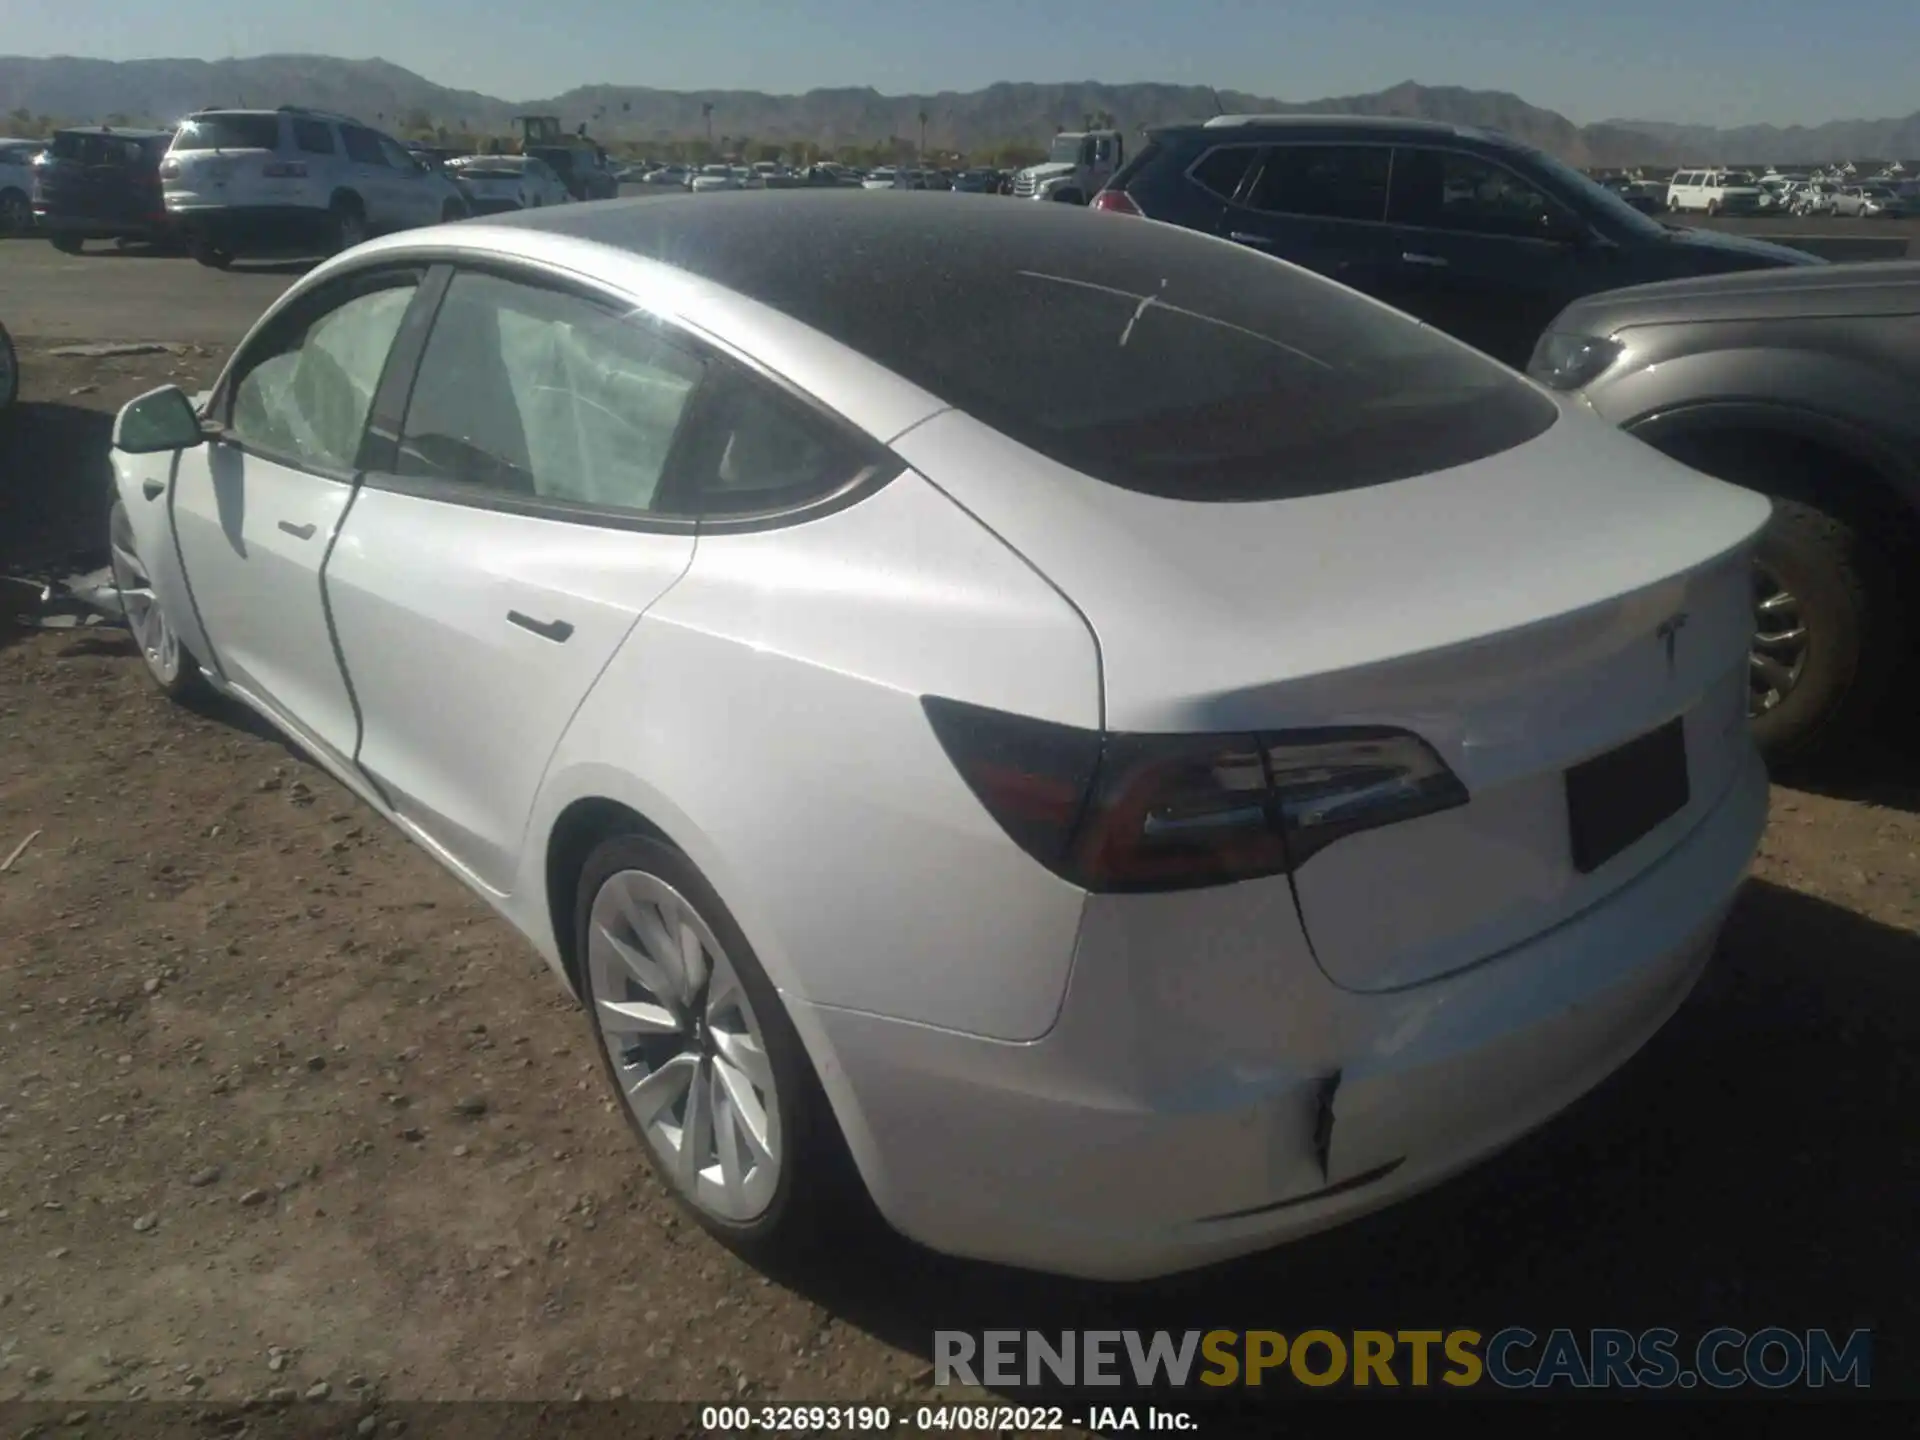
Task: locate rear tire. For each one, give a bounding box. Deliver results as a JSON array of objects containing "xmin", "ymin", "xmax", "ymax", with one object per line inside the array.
[
  {"xmin": 190, "ymin": 241, "xmax": 233, "ymax": 269},
  {"xmin": 50, "ymin": 232, "xmax": 83, "ymax": 255},
  {"xmin": 328, "ymin": 195, "xmax": 368, "ymax": 254},
  {"xmin": 440, "ymin": 198, "xmax": 465, "ymax": 223},
  {"xmin": 0, "ymin": 188, "xmax": 30, "ymax": 235},
  {"xmin": 574, "ymin": 833, "xmax": 865, "ymax": 1265}
]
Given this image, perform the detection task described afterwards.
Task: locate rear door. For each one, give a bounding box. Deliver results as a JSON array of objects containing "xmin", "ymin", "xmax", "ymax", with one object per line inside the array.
[
  {"xmin": 1215, "ymin": 143, "xmax": 1401, "ymax": 299},
  {"xmin": 324, "ymin": 265, "xmax": 709, "ymax": 895},
  {"xmin": 339, "ymin": 125, "xmax": 401, "ymax": 229},
  {"xmin": 1380, "ymin": 145, "xmax": 1604, "ymax": 367}
]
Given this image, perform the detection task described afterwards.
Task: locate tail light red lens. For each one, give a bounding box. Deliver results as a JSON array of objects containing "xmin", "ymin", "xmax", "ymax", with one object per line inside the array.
[
  {"xmin": 1090, "ymin": 189, "xmax": 1142, "ymax": 215},
  {"xmin": 923, "ymin": 697, "xmax": 1467, "ymax": 893},
  {"xmin": 262, "ymin": 162, "xmax": 308, "ymax": 178}
]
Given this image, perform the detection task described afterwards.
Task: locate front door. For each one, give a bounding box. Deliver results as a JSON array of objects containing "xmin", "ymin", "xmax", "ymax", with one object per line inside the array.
[
  {"xmin": 1215, "ymin": 142, "xmax": 1402, "ymax": 302},
  {"xmin": 1381, "ymin": 146, "xmax": 1601, "ymax": 367},
  {"xmin": 169, "ymin": 268, "xmax": 422, "ymax": 766},
  {"xmin": 326, "ymin": 266, "xmax": 708, "ymax": 895}
]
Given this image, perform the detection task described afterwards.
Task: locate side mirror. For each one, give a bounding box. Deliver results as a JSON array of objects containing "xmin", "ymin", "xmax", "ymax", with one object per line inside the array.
[{"xmin": 114, "ymin": 384, "xmax": 206, "ymax": 454}]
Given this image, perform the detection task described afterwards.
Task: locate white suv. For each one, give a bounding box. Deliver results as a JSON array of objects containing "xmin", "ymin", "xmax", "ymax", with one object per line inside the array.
[{"xmin": 161, "ymin": 106, "xmax": 469, "ymax": 268}]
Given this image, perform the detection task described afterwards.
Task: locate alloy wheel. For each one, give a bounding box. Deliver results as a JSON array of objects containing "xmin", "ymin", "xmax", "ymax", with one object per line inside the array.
[
  {"xmin": 587, "ymin": 869, "xmax": 781, "ymax": 1223},
  {"xmin": 109, "ymin": 519, "xmax": 183, "ymax": 685},
  {"xmin": 1750, "ymin": 560, "xmax": 1809, "ymax": 716}
]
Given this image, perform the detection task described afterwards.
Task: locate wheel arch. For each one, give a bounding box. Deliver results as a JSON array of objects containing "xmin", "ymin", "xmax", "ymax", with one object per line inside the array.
[
  {"xmin": 533, "ymin": 780, "xmax": 892, "ymax": 1205},
  {"xmin": 328, "ymin": 186, "xmax": 364, "ymax": 213},
  {"xmin": 1627, "ymin": 400, "xmax": 1920, "ymax": 551}
]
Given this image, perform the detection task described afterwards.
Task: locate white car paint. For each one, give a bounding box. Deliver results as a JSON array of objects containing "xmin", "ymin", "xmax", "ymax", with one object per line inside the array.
[
  {"xmin": 110, "ymin": 203, "xmax": 1771, "ymax": 1280},
  {"xmin": 446, "ymin": 155, "xmax": 571, "ymax": 211}
]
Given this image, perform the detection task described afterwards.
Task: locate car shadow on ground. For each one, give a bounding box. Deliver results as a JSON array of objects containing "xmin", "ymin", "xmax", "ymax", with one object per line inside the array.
[
  {"xmin": 0, "ymin": 399, "xmax": 115, "ymax": 578},
  {"xmin": 766, "ymin": 877, "xmax": 1914, "ymax": 1411}
]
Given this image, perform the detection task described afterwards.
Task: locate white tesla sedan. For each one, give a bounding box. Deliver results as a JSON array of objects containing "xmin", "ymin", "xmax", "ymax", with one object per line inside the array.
[{"xmin": 105, "ymin": 192, "xmax": 1769, "ymax": 1281}]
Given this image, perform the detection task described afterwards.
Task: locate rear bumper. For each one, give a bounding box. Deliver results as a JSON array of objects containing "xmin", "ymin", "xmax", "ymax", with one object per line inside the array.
[
  {"xmin": 165, "ymin": 203, "xmax": 331, "ymax": 253},
  {"xmin": 798, "ymin": 744, "xmax": 1767, "ymax": 1280}
]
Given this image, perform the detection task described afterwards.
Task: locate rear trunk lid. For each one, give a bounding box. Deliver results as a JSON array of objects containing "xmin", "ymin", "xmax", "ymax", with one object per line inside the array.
[
  {"xmin": 161, "ymin": 113, "xmax": 284, "ymax": 209},
  {"xmin": 895, "ymin": 405, "xmax": 1769, "ymax": 992}
]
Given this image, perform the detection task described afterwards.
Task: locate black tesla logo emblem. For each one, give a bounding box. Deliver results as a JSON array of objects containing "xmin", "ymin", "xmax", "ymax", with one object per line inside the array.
[{"xmin": 1657, "ymin": 613, "xmax": 1689, "ymax": 677}]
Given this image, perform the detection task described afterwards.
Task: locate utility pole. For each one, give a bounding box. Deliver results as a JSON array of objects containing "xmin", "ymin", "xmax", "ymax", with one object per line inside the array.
[{"xmin": 918, "ymin": 107, "xmax": 929, "ymax": 163}]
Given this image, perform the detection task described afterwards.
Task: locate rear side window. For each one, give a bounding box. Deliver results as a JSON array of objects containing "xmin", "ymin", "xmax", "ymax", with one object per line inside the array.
[
  {"xmin": 682, "ymin": 369, "xmax": 880, "ymax": 518},
  {"xmin": 292, "ymin": 120, "xmax": 335, "ymax": 155},
  {"xmin": 173, "ymin": 113, "xmax": 281, "ymax": 152},
  {"xmin": 341, "ymin": 128, "xmax": 387, "ymax": 166},
  {"xmin": 1188, "ymin": 146, "xmax": 1255, "ymax": 201},
  {"xmin": 1243, "ymin": 145, "xmax": 1390, "ymax": 221}
]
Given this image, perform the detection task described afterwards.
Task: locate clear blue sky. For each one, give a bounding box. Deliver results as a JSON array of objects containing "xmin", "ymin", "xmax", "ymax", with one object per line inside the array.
[{"xmin": 13, "ymin": 0, "xmax": 1915, "ymax": 128}]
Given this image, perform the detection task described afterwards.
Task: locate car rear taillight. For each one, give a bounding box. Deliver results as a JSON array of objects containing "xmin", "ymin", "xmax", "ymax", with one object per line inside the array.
[
  {"xmin": 922, "ymin": 697, "xmax": 1467, "ymax": 892},
  {"xmin": 262, "ymin": 162, "xmax": 308, "ymax": 178},
  {"xmin": 1090, "ymin": 189, "xmax": 1142, "ymax": 215}
]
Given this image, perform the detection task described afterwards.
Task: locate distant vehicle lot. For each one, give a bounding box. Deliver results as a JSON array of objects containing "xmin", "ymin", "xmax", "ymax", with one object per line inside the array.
[{"xmin": 3, "ymin": 211, "xmax": 1913, "ymax": 345}]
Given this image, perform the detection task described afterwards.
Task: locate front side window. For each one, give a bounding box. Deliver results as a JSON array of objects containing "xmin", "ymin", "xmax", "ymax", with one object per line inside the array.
[
  {"xmin": 341, "ymin": 128, "xmax": 387, "ymax": 166},
  {"xmin": 1242, "ymin": 145, "xmax": 1391, "ymax": 222},
  {"xmin": 228, "ymin": 278, "xmax": 418, "ymax": 471},
  {"xmin": 395, "ymin": 271, "xmax": 705, "ymax": 515},
  {"xmin": 1389, "ymin": 148, "xmax": 1576, "ymax": 238},
  {"xmin": 377, "ymin": 138, "xmax": 416, "ymax": 172}
]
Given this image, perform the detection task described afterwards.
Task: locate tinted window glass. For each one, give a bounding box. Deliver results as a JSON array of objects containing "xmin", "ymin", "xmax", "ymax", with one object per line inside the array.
[
  {"xmin": 292, "ymin": 119, "xmax": 335, "ymax": 155},
  {"xmin": 1243, "ymin": 145, "xmax": 1389, "ymax": 221},
  {"xmin": 1189, "ymin": 146, "xmax": 1255, "ymax": 201},
  {"xmin": 1389, "ymin": 148, "xmax": 1573, "ymax": 237},
  {"xmin": 377, "ymin": 138, "xmax": 415, "ymax": 171},
  {"xmin": 687, "ymin": 370, "xmax": 877, "ymax": 517},
  {"xmin": 550, "ymin": 197, "xmax": 1553, "ymax": 502},
  {"xmin": 173, "ymin": 113, "xmax": 281, "ymax": 152},
  {"xmin": 230, "ymin": 280, "xmax": 417, "ymax": 470},
  {"xmin": 341, "ymin": 128, "xmax": 387, "ymax": 166},
  {"xmin": 396, "ymin": 271, "xmax": 704, "ymax": 514}
]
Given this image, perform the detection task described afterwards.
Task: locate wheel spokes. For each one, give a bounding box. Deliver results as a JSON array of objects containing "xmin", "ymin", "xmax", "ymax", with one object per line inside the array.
[{"xmin": 625, "ymin": 1050, "xmax": 697, "ymax": 1125}]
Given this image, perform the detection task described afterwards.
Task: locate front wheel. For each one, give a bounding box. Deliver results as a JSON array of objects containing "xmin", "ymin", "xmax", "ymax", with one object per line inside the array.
[
  {"xmin": 191, "ymin": 240, "xmax": 233, "ymax": 269},
  {"xmin": 50, "ymin": 232, "xmax": 83, "ymax": 255},
  {"xmin": 108, "ymin": 500, "xmax": 208, "ymax": 701},
  {"xmin": 1748, "ymin": 497, "xmax": 1900, "ymax": 765},
  {"xmin": 576, "ymin": 834, "xmax": 861, "ymax": 1263}
]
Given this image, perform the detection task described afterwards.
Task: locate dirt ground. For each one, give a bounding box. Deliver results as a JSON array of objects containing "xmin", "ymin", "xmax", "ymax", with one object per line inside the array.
[{"xmin": 2, "ymin": 340, "xmax": 1917, "ymax": 1421}]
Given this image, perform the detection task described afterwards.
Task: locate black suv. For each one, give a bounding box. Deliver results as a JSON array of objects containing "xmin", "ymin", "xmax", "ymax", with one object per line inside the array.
[{"xmin": 1095, "ymin": 116, "xmax": 1823, "ymax": 367}]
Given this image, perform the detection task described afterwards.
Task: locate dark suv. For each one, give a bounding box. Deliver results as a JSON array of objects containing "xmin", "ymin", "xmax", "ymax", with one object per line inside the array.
[
  {"xmin": 1094, "ymin": 115, "xmax": 1823, "ymax": 367},
  {"xmin": 31, "ymin": 126, "xmax": 176, "ymax": 252}
]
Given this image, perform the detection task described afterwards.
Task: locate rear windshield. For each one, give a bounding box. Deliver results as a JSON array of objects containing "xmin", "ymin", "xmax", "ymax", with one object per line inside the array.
[
  {"xmin": 49, "ymin": 131, "xmax": 152, "ymax": 167},
  {"xmin": 563, "ymin": 197, "xmax": 1554, "ymax": 501},
  {"xmin": 172, "ymin": 113, "xmax": 281, "ymax": 152}
]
